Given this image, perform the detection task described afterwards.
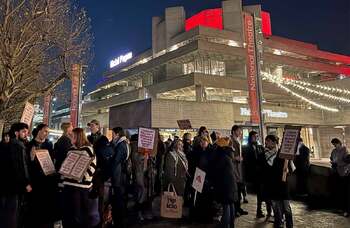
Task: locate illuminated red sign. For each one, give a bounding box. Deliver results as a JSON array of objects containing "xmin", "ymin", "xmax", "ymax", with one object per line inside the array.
[
  {"xmin": 185, "ymin": 8, "xmax": 223, "ymax": 31},
  {"xmin": 43, "ymin": 94, "xmax": 51, "ymax": 125},
  {"xmin": 185, "ymin": 8, "xmax": 272, "ymax": 37}
]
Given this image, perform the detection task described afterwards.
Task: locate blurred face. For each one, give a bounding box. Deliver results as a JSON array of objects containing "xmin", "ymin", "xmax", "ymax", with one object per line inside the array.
[
  {"xmin": 200, "ymin": 140, "xmax": 209, "ymax": 149},
  {"xmin": 16, "ymin": 129, "xmax": 28, "ymax": 141},
  {"xmin": 234, "ymin": 129, "xmax": 243, "ymax": 139},
  {"xmin": 4, "ymin": 134, "xmax": 10, "ymax": 143},
  {"xmin": 184, "ymin": 134, "xmax": 192, "ymax": 143},
  {"xmin": 67, "ymin": 125, "xmax": 73, "ymax": 135},
  {"xmin": 72, "ymin": 132, "xmax": 78, "ymax": 145},
  {"xmin": 265, "ymin": 138, "xmax": 276, "ymax": 150},
  {"xmin": 201, "ymin": 130, "xmax": 209, "ymax": 137},
  {"xmin": 37, "ymin": 127, "xmax": 49, "ymax": 141},
  {"xmin": 332, "ymin": 142, "xmax": 342, "ymax": 149},
  {"xmin": 112, "ymin": 131, "xmax": 119, "ymax": 141},
  {"xmin": 175, "ymin": 141, "xmax": 183, "ymax": 152},
  {"xmin": 251, "ymin": 134, "xmax": 258, "ymax": 143},
  {"xmin": 89, "ymin": 123, "xmax": 99, "ymax": 134}
]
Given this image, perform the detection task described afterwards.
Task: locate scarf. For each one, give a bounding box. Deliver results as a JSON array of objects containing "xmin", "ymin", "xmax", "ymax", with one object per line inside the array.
[
  {"xmin": 265, "ymin": 147, "xmax": 278, "ymax": 166},
  {"xmin": 169, "ymin": 150, "xmax": 188, "ymax": 177}
]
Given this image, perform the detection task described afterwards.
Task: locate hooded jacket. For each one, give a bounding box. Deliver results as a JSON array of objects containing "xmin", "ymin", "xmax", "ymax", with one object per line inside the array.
[{"xmin": 110, "ymin": 136, "xmax": 130, "ymax": 187}]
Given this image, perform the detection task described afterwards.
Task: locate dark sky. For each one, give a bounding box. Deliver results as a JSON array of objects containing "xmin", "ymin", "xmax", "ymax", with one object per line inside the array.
[{"xmin": 78, "ymin": 0, "xmax": 350, "ymax": 93}]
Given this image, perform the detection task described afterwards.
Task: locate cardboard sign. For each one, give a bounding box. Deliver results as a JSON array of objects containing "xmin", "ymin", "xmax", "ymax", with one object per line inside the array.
[
  {"xmin": 192, "ymin": 167, "xmax": 206, "ymax": 193},
  {"xmin": 59, "ymin": 151, "xmax": 92, "ymax": 182},
  {"xmin": 20, "ymin": 102, "xmax": 35, "ymax": 126},
  {"xmin": 35, "ymin": 149, "xmax": 56, "ymax": 176},
  {"xmin": 138, "ymin": 127, "xmax": 158, "ymax": 156},
  {"xmin": 279, "ymin": 126, "xmax": 301, "ymax": 160},
  {"xmin": 177, "ymin": 119, "xmax": 192, "ymax": 130}
]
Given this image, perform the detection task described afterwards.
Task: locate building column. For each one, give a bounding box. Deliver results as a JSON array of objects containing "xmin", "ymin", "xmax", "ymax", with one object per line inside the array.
[{"xmin": 195, "ymin": 85, "xmax": 206, "ymax": 102}]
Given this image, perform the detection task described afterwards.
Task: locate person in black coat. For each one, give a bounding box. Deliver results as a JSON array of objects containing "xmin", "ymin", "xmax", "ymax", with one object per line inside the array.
[
  {"xmin": 54, "ymin": 122, "xmax": 73, "ymax": 171},
  {"xmin": 110, "ymin": 127, "xmax": 129, "ymax": 228},
  {"xmin": 26, "ymin": 123, "xmax": 59, "ymax": 228},
  {"xmin": 210, "ymin": 137, "xmax": 237, "ymax": 228},
  {"xmin": 242, "ymin": 131, "xmax": 269, "ymax": 218},
  {"xmin": 294, "ymin": 138, "xmax": 310, "ymax": 195},
  {"xmin": 263, "ymin": 135, "xmax": 294, "ymax": 228},
  {"xmin": 0, "ymin": 123, "xmax": 32, "ymax": 228}
]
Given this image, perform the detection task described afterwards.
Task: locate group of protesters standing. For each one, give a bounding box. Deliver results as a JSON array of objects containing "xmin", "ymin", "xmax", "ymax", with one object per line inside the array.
[{"xmin": 0, "ymin": 119, "xmax": 306, "ymax": 228}]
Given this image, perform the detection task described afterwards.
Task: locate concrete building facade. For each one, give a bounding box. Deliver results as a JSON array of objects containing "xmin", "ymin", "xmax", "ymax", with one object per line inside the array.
[{"xmin": 82, "ymin": 0, "xmax": 350, "ymax": 159}]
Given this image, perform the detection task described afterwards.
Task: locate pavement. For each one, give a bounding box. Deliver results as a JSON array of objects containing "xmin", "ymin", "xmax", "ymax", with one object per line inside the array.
[{"xmin": 128, "ymin": 194, "xmax": 350, "ymax": 228}]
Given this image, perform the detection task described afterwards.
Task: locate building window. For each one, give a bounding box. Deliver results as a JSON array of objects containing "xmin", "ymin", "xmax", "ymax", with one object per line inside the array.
[{"xmin": 183, "ymin": 59, "xmax": 225, "ymax": 76}]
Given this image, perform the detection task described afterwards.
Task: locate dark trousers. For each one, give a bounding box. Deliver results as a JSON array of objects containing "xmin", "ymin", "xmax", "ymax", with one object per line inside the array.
[
  {"xmin": 340, "ymin": 176, "xmax": 350, "ymax": 213},
  {"xmin": 221, "ymin": 203, "xmax": 235, "ymax": 228},
  {"xmin": 0, "ymin": 195, "xmax": 21, "ymax": 228},
  {"xmin": 234, "ymin": 182, "xmax": 245, "ymax": 213},
  {"xmin": 111, "ymin": 187, "xmax": 127, "ymax": 228},
  {"xmin": 256, "ymin": 189, "xmax": 272, "ymax": 215},
  {"xmin": 271, "ymin": 200, "xmax": 293, "ymax": 228},
  {"xmin": 63, "ymin": 186, "xmax": 90, "ymax": 228}
]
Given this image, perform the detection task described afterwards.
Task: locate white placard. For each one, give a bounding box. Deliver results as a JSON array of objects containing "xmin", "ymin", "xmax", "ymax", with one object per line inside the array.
[
  {"xmin": 59, "ymin": 151, "xmax": 92, "ymax": 181},
  {"xmin": 35, "ymin": 149, "xmax": 56, "ymax": 176},
  {"xmin": 138, "ymin": 127, "xmax": 156, "ymax": 150},
  {"xmin": 192, "ymin": 167, "xmax": 206, "ymax": 193},
  {"xmin": 20, "ymin": 102, "xmax": 35, "ymax": 126}
]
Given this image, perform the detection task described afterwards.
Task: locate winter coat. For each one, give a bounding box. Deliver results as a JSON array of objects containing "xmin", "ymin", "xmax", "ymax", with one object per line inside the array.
[
  {"xmin": 163, "ymin": 150, "xmax": 188, "ymax": 196},
  {"xmin": 88, "ymin": 131, "xmax": 103, "ymax": 146},
  {"xmin": 54, "ymin": 134, "xmax": 72, "ymax": 171},
  {"xmin": 330, "ymin": 146, "xmax": 350, "ymax": 176},
  {"xmin": 26, "ymin": 139, "xmax": 59, "ymax": 224},
  {"xmin": 110, "ymin": 137, "xmax": 129, "ymax": 188},
  {"xmin": 294, "ymin": 143, "xmax": 310, "ymax": 174},
  {"xmin": 242, "ymin": 143, "xmax": 264, "ymax": 183},
  {"xmin": 210, "ymin": 146, "xmax": 238, "ymax": 204},
  {"xmin": 0, "ymin": 138, "xmax": 30, "ymax": 195},
  {"xmin": 230, "ymin": 136, "xmax": 243, "ymax": 183},
  {"xmin": 260, "ymin": 148, "xmax": 292, "ymax": 200}
]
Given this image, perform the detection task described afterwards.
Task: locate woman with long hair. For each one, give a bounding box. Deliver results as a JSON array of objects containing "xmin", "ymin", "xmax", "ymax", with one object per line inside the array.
[{"xmin": 62, "ymin": 128, "xmax": 97, "ymax": 228}]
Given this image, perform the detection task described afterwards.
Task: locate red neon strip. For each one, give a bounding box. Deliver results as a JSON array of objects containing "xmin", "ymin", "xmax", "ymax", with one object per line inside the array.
[
  {"xmin": 185, "ymin": 8, "xmax": 223, "ymax": 31},
  {"xmin": 261, "ymin": 11, "xmax": 272, "ymax": 37}
]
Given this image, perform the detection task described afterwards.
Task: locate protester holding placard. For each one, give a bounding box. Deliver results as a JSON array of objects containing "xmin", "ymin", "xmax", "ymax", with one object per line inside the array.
[
  {"xmin": 61, "ymin": 128, "xmax": 97, "ymax": 228},
  {"xmin": 0, "ymin": 123, "xmax": 31, "ymax": 228},
  {"xmin": 262, "ymin": 135, "xmax": 294, "ymax": 228},
  {"xmin": 164, "ymin": 139, "xmax": 188, "ymax": 197},
  {"xmin": 25, "ymin": 123, "xmax": 59, "ymax": 228}
]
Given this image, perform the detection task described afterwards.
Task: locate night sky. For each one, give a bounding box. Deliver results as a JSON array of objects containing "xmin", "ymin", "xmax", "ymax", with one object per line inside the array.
[{"xmin": 78, "ymin": 0, "xmax": 350, "ymax": 93}]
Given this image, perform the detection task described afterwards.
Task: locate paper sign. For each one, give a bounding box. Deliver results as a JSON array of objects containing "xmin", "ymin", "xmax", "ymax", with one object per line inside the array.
[
  {"xmin": 59, "ymin": 151, "xmax": 92, "ymax": 181},
  {"xmin": 20, "ymin": 102, "xmax": 35, "ymax": 126},
  {"xmin": 138, "ymin": 128, "xmax": 158, "ymax": 156},
  {"xmin": 177, "ymin": 119, "xmax": 192, "ymax": 130},
  {"xmin": 279, "ymin": 126, "xmax": 301, "ymax": 160},
  {"xmin": 35, "ymin": 150, "xmax": 56, "ymax": 176},
  {"xmin": 192, "ymin": 167, "xmax": 206, "ymax": 193}
]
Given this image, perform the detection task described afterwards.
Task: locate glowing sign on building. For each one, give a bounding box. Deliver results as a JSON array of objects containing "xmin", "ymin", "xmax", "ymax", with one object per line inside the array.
[
  {"xmin": 110, "ymin": 52, "xmax": 133, "ymax": 68},
  {"xmin": 240, "ymin": 107, "xmax": 288, "ymax": 118}
]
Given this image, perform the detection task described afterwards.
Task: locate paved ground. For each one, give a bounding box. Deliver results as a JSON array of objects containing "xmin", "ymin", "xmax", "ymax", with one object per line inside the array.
[{"xmin": 128, "ymin": 194, "xmax": 350, "ymax": 228}]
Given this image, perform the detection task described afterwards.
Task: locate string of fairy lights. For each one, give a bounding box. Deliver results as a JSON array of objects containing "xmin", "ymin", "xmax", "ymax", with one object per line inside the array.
[{"xmin": 260, "ymin": 71, "xmax": 350, "ymax": 112}]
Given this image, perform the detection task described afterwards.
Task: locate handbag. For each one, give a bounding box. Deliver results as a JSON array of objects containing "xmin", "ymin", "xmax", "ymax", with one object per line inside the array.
[{"xmin": 160, "ymin": 183, "xmax": 183, "ymax": 219}]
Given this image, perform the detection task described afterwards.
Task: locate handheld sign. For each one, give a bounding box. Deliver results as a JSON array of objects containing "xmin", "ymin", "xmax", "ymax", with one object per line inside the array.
[
  {"xmin": 279, "ymin": 126, "xmax": 301, "ymax": 182},
  {"xmin": 177, "ymin": 119, "xmax": 192, "ymax": 130},
  {"xmin": 59, "ymin": 151, "xmax": 92, "ymax": 182},
  {"xmin": 138, "ymin": 127, "xmax": 158, "ymax": 156},
  {"xmin": 35, "ymin": 150, "xmax": 55, "ymax": 176},
  {"xmin": 279, "ymin": 126, "xmax": 301, "ymax": 160},
  {"xmin": 20, "ymin": 102, "xmax": 35, "ymax": 126},
  {"xmin": 192, "ymin": 167, "xmax": 206, "ymax": 206}
]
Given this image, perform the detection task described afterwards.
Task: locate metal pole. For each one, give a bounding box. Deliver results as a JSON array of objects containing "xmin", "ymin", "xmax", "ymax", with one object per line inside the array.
[{"xmin": 252, "ymin": 13, "xmax": 265, "ymax": 145}]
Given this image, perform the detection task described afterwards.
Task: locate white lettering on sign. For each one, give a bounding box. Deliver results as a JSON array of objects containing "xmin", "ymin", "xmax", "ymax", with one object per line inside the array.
[
  {"xmin": 110, "ymin": 52, "xmax": 133, "ymax": 68},
  {"xmin": 240, "ymin": 107, "xmax": 288, "ymax": 118}
]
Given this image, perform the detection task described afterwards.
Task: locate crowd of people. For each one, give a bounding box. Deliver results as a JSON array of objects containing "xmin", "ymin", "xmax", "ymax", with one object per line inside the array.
[{"xmin": 1, "ymin": 119, "xmax": 346, "ymax": 228}]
